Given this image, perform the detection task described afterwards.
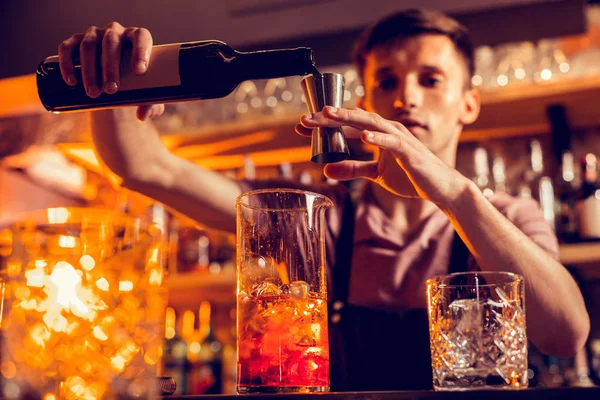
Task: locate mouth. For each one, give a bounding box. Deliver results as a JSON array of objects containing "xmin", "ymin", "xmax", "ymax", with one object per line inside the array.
[{"xmin": 398, "ymin": 119, "xmax": 427, "ymax": 133}]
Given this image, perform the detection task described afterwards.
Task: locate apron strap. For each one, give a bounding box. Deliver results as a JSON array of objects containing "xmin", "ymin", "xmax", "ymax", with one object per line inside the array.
[
  {"xmin": 332, "ymin": 193, "xmax": 470, "ymax": 300},
  {"xmin": 331, "ymin": 193, "xmax": 356, "ymax": 305},
  {"xmin": 448, "ymin": 229, "xmax": 470, "ymax": 274}
]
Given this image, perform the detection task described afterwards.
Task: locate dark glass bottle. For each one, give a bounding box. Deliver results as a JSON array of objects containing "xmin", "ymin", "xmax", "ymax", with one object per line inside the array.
[
  {"xmin": 162, "ymin": 307, "xmax": 190, "ymax": 395},
  {"xmin": 576, "ymin": 153, "xmax": 600, "ymax": 240},
  {"xmin": 36, "ymin": 41, "xmax": 317, "ymax": 113},
  {"xmin": 556, "ymin": 151, "xmax": 579, "ymax": 243},
  {"xmin": 187, "ymin": 301, "xmax": 223, "ymax": 394}
]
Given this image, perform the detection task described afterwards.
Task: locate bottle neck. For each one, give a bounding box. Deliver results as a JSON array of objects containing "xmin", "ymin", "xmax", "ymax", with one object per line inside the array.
[{"xmin": 236, "ymin": 48, "xmax": 316, "ymax": 81}]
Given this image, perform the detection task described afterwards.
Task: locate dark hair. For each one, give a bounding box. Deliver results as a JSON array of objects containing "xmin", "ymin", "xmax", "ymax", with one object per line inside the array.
[{"xmin": 353, "ymin": 9, "xmax": 474, "ymax": 82}]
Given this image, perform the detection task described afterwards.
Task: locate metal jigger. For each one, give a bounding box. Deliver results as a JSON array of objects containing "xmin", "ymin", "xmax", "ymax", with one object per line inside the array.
[{"xmin": 301, "ymin": 73, "xmax": 350, "ymax": 163}]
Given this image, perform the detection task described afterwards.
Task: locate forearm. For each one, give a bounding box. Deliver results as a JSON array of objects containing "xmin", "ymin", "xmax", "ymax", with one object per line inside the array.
[
  {"xmin": 90, "ymin": 108, "xmax": 241, "ymax": 233},
  {"xmin": 441, "ymin": 179, "xmax": 589, "ymax": 357}
]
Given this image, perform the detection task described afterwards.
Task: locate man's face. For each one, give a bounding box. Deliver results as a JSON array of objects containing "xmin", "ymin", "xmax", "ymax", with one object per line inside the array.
[{"xmin": 360, "ymin": 34, "xmax": 477, "ymax": 157}]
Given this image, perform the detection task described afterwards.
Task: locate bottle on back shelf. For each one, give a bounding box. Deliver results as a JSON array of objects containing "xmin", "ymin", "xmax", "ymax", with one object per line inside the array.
[
  {"xmin": 278, "ymin": 162, "xmax": 293, "ymax": 180},
  {"xmin": 37, "ymin": 41, "xmax": 318, "ymax": 113},
  {"xmin": 162, "ymin": 307, "xmax": 189, "ymax": 394},
  {"xmin": 187, "ymin": 301, "xmax": 223, "ymax": 394},
  {"xmin": 576, "ymin": 153, "xmax": 600, "ymax": 240},
  {"xmin": 555, "ymin": 151, "xmax": 579, "ymax": 243},
  {"xmin": 242, "ymin": 155, "xmax": 256, "ymax": 180},
  {"xmin": 472, "ymin": 146, "xmax": 494, "ymax": 197},
  {"xmin": 176, "ymin": 227, "xmax": 211, "ymax": 274},
  {"xmin": 547, "ymin": 104, "xmax": 579, "ymax": 242},
  {"xmin": 519, "ymin": 139, "xmax": 556, "ymax": 230},
  {"xmin": 491, "ymin": 155, "xmax": 508, "ymax": 194}
]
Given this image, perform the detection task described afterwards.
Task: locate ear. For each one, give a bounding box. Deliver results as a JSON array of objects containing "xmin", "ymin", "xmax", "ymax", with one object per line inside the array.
[{"xmin": 459, "ymin": 88, "xmax": 480, "ymax": 126}]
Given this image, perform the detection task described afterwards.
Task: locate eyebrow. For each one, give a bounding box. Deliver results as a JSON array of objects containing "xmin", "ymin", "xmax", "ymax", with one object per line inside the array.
[
  {"xmin": 374, "ymin": 66, "xmax": 394, "ymax": 78},
  {"xmin": 374, "ymin": 64, "xmax": 449, "ymax": 78},
  {"xmin": 420, "ymin": 64, "xmax": 448, "ymax": 76}
]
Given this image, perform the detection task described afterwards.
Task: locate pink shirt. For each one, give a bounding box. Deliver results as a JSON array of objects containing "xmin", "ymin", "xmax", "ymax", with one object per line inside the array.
[
  {"xmin": 238, "ymin": 180, "xmax": 559, "ymax": 310},
  {"xmin": 347, "ymin": 184, "xmax": 559, "ymax": 310}
]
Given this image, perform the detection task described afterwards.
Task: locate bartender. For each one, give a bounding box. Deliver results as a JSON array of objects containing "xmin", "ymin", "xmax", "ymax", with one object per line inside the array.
[{"xmin": 55, "ymin": 8, "xmax": 589, "ymax": 390}]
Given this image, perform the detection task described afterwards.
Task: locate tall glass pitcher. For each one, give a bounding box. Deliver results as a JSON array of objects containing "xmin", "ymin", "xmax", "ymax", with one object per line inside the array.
[{"xmin": 236, "ymin": 189, "xmax": 333, "ymax": 393}]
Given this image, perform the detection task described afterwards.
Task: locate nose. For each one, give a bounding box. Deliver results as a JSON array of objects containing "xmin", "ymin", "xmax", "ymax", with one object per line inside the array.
[{"xmin": 393, "ymin": 78, "xmax": 421, "ymax": 110}]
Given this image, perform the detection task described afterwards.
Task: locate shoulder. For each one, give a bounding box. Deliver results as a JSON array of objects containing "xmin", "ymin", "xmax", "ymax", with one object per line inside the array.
[{"xmin": 488, "ymin": 192, "xmax": 559, "ymax": 259}]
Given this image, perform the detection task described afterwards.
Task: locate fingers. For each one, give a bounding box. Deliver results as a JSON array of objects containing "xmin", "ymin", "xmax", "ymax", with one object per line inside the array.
[
  {"xmin": 322, "ymin": 106, "xmax": 399, "ymax": 135},
  {"xmin": 79, "ymin": 26, "xmax": 103, "ymax": 98},
  {"xmin": 300, "ymin": 112, "xmax": 342, "ymax": 129},
  {"xmin": 59, "ymin": 22, "xmax": 153, "ymax": 99},
  {"xmin": 125, "ymin": 27, "xmax": 152, "ymax": 74},
  {"xmin": 323, "ymin": 160, "xmax": 378, "ymax": 181},
  {"xmin": 101, "ymin": 22, "xmax": 125, "ymax": 94},
  {"xmin": 361, "ymin": 130, "xmax": 403, "ymax": 152},
  {"xmin": 300, "ymin": 107, "xmax": 403, "ymax": 140},
  {"xmin": 295, "ymin": 123, "xmax": 312, "ymax": 137},
  {"xmin": 299, "ymin": 115, "xmax": 363, "ymax": 139},
  {"xmin": 58, "ymin": 33, "xmax": 84, "ymax": 86}
]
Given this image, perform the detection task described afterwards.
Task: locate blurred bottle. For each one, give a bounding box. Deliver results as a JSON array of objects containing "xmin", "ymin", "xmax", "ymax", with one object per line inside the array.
[
  {"xmin": 590, "ymin": 338, "xmax": 600, "ymax": 385},
  {"xmin": 298, "ymin": 169, "xmax": 314, "ymax": 186},
  {"xmin": 520, "ymin": 140, "xmax": 556, "ymax": 230},
  {"xmin": 278, "ymin": 162, "xmax": 293, "ymax": 180},
  {"xmin": 162, "ymin": 307, "xmax": 190, "ymax": 394},
  {"xmin": 242, "ymin": 155, "xmax": 256, "ymax": 180},
  {"xmin": 518, "ymin": 140, "xmax": 543, "ymax": 199},
  {"xmin": 567, "ymin": 348, "xmax": 595, "ymax": 387},
  {"xmin": 548, "ymin": 104, "xmax": 578, "ymax": 242},
  {"xmin": 576, "ymin": 153, "xmax": 600, "ymax": 240},
  {"xmin": 556, "ymin": 151, "xmax": 579, "ymax": 243},
  {"xmin": 539, "ymin": 356, "xmax": 566, "ymax": 388},
  {"xmin": 472, "ymin": 146, "xmax": 494, "ymax": 197},
  {"xmin": 492, "ymin": 155, "xmax": 508, "ymax": 194},
  {"xmin": 221, "ymin": 306, "xmax": 238, "ymax": 394},
  {"xmin": 187, "ymin": 301, "xmax": 223, "ymax": 394},
  {"xmin": 176, "ymin": 227, "xmax": 211, "ymax": 274}
]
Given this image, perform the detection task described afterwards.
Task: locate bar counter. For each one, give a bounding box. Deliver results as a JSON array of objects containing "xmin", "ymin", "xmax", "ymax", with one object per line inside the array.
[{"xmin": 165, "ymin": 387, "xmax": 600, "ymax": 400}]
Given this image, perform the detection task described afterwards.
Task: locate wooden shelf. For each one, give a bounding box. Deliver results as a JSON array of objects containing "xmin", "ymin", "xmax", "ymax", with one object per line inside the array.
[
  {"xmin": 559, "ymin": 242, "xmax": 600, "ymax": 266},
  {"xmin": 163, "ymin": 270, "xmax": 236, "ymax": 308},
  {"xmin": 466, "ymin": 75, "xmax": 600, "ymax": 142},
  {"xmin": 146, "ymin": 240, "xmax": 600, "ymax": 309},
  {"xmin": 6, "ymin": 73, "xmax": 600, "ymax": 169}
]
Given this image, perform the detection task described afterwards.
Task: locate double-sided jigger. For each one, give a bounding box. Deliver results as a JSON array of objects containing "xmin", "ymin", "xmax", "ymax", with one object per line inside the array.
[{"xmin": 301, "ymin": 73, "xmax": 350, "ymax": 163}]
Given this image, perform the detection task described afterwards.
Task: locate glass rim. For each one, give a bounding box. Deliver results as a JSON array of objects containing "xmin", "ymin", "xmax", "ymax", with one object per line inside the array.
[
  {"xmin": 236, "ymin": 188, "xmax": 334, "ymax": 212},
  {"xmin": 426, "ymin": 271, "xmax": 524, "ymax": 288}
]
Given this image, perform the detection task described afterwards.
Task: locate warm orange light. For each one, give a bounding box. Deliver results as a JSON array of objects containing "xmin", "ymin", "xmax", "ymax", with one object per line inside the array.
[
  {"xmin": 47, "ymin": 208, "xmax": 70, "ymax": 224},
  {"xmin": 118, "ymin": 281, "xmax": 134, "ymax": 292},
  {"xmin": 194, "ymin": 146, "xmax": 312, "ymax": 170},
  {"xmin": 1, "ymin": 361, "xmax": 17, "ymax": 379},
  {"xmin": 0, "ymin": 74, "xmax": 45, "ymax": 118},
  {"xmin": 79, "ymin": 255, "xmax": 96, "ymax": 271}
]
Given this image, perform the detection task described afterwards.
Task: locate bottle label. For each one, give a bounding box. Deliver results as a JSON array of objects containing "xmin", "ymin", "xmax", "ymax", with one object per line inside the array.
[{"xmin": 120, "ymin": 43, "xmax": 181, "ymax": 91}]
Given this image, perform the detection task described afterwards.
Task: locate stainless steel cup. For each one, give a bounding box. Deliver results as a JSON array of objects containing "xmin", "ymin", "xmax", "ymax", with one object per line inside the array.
[{"xmin": 301, "ymin": 73, "xmax": 350, "ymax": 163}]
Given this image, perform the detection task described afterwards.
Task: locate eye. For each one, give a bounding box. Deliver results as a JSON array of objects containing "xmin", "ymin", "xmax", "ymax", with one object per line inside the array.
[
  {"xmin": 421, "ymin": 74, "xmax": 443, "ymax": 88},
  {"xmin": 376, "ymin": 77, "xmax": 397, "ymax": 91}
]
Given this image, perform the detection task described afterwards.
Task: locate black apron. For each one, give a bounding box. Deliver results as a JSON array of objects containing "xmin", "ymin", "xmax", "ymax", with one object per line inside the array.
[{"xmin": 328, "ymin": 195, "xmax": 470, "ymax": 392}]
